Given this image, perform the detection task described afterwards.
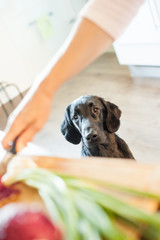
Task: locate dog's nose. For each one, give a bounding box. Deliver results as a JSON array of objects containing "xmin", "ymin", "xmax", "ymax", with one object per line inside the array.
[{"xmin": 85, "ymin": 130, "xmax": 98, "ymax": 142}]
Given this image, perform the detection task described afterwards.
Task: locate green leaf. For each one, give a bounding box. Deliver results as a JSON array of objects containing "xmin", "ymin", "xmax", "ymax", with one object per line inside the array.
[
  {"xmin": 85, "ymin": 189, "xmax": 160, "ymax": 235},
  {"xmin": 73, "ymin": 190, "xmax": 130, "ymax": 240},
  {"xmin": 78, "ymin": 218, "xmax": 101, "ymax": 240}
]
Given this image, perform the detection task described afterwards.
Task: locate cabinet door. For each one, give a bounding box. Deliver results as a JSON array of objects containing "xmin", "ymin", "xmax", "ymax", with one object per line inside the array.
[{"xmin": 114, "ymin": 0, "xmax": 160, "ymax": 66}]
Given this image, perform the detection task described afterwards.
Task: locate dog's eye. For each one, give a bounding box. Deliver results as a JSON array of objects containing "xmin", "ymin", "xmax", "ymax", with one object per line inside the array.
[
  {"xmin": 73, "ymin": 113, "xmax": 78, "ymax": 120},
  {"xmin": 93, "ymin": 107, "xmax": 99, "ymax": 113}
]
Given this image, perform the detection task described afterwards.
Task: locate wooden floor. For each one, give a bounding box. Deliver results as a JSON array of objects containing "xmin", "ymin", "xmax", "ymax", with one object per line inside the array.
[
  {"xmin": 1, "ymin": 53, "xmax": 160, "ymax": 163},
  {"xmin": 81, "ymin": 53, "xmax": 160, "ymax": 163}
]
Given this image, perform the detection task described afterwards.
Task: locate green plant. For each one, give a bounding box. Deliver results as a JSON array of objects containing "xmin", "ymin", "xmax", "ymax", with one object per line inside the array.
[{"xmin": 9, "ymin": 168, "xmax": 160, "ymax": 240}]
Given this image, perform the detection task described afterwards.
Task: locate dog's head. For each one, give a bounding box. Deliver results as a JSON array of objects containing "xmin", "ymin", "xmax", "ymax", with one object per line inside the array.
[{"xmin": 61, "ymin": 96, "xmax": 121, "ymax": 148}]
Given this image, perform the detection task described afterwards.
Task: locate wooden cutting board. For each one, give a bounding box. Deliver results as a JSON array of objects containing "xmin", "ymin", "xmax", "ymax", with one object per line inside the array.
[
  {"xmin": 33, "ymin": 156, "xmax": 160, "ymax": 195},
  {"xmin": 1, "ymin": 156, "xmax": 160, "ymax": 212},
  {"xmin": 32, "ymin": 156, "xmax": 160, "ymax": 213}
]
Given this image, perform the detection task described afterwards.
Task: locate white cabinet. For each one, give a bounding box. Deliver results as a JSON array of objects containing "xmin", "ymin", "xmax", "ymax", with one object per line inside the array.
[
  {"xmin": 0, "ymin": 0, "xmax": 87, "ymax": 101},
  {"xmin": 114, "ymin": 0, "xmax": 160, "ymax": 76}
]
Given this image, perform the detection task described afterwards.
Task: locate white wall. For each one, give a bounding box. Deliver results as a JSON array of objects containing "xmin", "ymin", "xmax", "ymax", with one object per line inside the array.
[{"xmin": 0, "ymin": 0, "xmax": 87, "ymax": 102}]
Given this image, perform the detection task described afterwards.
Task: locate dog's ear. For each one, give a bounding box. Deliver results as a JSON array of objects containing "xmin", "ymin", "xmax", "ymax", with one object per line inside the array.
[
  {"xmin": 61, "ymin": 105, "xmax": 81, "ymax": 144},
  {"xmin": 100, "ymin": 99, "xmax": 121, "ymax": 133}
]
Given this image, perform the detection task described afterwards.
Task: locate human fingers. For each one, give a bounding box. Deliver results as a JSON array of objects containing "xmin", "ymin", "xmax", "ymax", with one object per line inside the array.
[
  {"xmin": 2, "ymin": 113, "xmax": 31, "ymax": 150},
  {"xmin": 15, "ymin": 123, "xmax": 42, "ymax": 152}
]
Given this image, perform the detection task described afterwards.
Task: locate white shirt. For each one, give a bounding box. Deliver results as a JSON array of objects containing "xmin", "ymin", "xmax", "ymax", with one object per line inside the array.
[{"xmin": 80, "ymin": 0, "xmax": 145, "ymax": 39}]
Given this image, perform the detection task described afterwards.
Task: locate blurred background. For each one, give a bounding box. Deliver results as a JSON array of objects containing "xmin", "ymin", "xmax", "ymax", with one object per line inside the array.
[{"xmin": 0, "ymin": 0, "xmax": 160, "ymax": 162}]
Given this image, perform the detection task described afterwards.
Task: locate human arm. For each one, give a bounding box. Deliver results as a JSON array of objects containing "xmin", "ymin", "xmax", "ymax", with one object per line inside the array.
[
  {"xmin": 2, "ymin": 0, "xmax": 145, "ymax": 152},
  {"xmin": 2, "ymin": 17, "xmax": 113, "ymax": 152}
]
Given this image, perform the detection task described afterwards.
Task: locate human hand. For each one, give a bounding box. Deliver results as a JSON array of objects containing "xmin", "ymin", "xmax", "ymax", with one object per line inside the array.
[{"xmin": 2, "ymin": 87, "xmax": 53, "ymax": 152}]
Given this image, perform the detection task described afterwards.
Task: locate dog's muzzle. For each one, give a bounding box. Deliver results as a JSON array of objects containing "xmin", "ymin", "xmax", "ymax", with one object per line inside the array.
[{"xmin": 83, "ymin": 129, "xmax": 99, "ymax": 148}]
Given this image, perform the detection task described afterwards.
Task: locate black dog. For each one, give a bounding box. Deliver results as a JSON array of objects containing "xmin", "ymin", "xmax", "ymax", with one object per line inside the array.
[{"xmin": 61, "ymin": 96, "xmax": 134, "ymax": 159}]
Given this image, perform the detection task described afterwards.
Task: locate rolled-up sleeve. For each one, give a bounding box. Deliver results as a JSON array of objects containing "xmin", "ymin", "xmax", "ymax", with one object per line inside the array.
[{"xmin": 80, "ymin": 0, "xmax": 145, "ymax": 39}]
